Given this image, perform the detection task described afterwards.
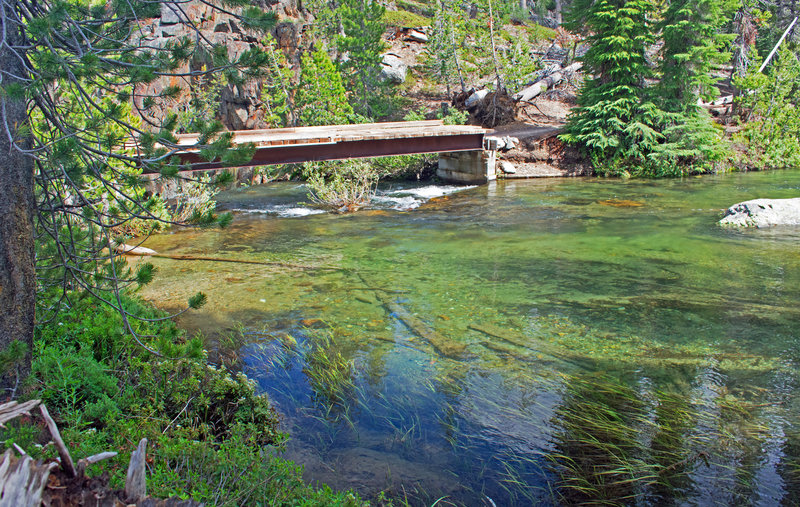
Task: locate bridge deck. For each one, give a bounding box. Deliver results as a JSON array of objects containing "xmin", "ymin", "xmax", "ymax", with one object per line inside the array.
[{"xmin": 160, "ymin": 120, "xmax": 487, "ymax": 170}]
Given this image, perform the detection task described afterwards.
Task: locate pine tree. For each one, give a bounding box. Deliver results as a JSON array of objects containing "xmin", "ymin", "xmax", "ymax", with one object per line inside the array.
[
  {"xmin": 335, "ymin": 0, "xmax": 387, "ymax": 117},
  {"xmin": 659, "ymin": 0, "xmax": 737, "ymax": 111},
  {"xmin": 647, "ymin": 0, "xmax": 736, "ymax": 174},
  {"xmin": 296, "ymin": 48, "xmax": 357, "ymax": 125},
  {"xmin": 559, "ymin": 0, "xmax": 662, "ymax": 174},
  {"xmin": 262, "ymin": 39, "xmax": 297, "ymax": 127}
]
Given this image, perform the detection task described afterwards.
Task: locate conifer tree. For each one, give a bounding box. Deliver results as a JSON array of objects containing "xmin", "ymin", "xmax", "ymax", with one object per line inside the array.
[
  {"xmin": 649, "ymin": 0, "xmax": 736, "ymax": 174},
  {"xmin": 658, "ymin": 0, "xmax": 737, "ymax": 111},
  {"xmin": 335, "ymin": 0, "xmax": 387, "ymax": 117},
  {"xmin": 296, "ymin": 48, "xmax": 356, "ymax": 125},
  {"xmin": 262, "ymin": 39, "xmax": 297, "ymax": 127},
  {"xmin": 559, "ymin": 0, "xmax": 662, "ymax": 174}
]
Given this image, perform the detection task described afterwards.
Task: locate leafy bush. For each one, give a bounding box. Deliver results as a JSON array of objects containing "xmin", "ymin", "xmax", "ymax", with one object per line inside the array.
[
  {"xmin": 382, "ymin": 10, "xmax": 431, "ymax": 27},
  {"xmin": 303, "ymin": 160, "xmax": 380, "ymax": 212},
  {"xmin": 734, "ymin": 47, "xmax": 800, "ymax": 171}
]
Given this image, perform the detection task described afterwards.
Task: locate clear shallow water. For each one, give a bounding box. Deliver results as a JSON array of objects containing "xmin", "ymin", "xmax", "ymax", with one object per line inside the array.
[{"xmin": 139, "ymin": 172, "xmax": 800, "ymax": 505}]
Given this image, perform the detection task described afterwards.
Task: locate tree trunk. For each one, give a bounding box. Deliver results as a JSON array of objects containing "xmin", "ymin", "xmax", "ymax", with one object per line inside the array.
[{"xmin": 0, "ymin": 1, "xmax": 35, "ymax": 391}]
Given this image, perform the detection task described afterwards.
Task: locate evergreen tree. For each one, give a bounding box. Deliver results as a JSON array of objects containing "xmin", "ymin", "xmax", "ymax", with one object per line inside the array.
[
  {"xmin": 559, "ymin": 0, "xmax": 662, "ymax": 174},
  {"xmin": 658, "ymin": 0, "xmax": 737, "ymax": 111},
  {"xmin": 262, "ymin": 38, "xmax": 296, "ymax": 127},
  {"xmin": 296, "ymin": 48, "xmax": 356, "ymax": 125},
  {"xmin": 335, "ymin": 0, "xmax": 387, "ymax": 117},
  {"xmin": 647, "ymin": 0, "xmax": 736, "ymax": 174}
]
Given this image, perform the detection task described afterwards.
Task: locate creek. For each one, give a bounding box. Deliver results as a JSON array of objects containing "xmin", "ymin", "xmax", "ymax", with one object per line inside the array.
[{"xmin": 138, "ymin": 171, "xmax": 800, "ymax": 505}]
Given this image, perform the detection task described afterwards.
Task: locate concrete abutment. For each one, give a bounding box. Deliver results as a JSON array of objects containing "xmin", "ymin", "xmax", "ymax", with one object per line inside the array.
[{"xmin": 436, "ymin": 150, "xmax": 497, "ymax": 185}]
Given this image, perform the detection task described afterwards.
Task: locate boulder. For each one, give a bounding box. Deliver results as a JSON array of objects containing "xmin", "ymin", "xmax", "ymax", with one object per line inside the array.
[
  {"xmin": 465, "ymin": 89, "xmax": 489, "ymax": 109},
  {"xmin": 501, "ymin": 136, "xmax": 518, "ymax": 150},
  {"xmin": 380, "ymin": 53, "xmax": 407, "ymax": 84},
  {"xmin": 499, "ymin": 161, "xmax": 516, "ymax": 174},
  {"xmin": 405, "ymin": 29, "xmax": 428, "ymax": 43},
  {"xmin": 160, "ymin": 3, "xmax": 180, "ymax": 24},
  {"xmin": 719, "ymin": 198, "xmax": 800, "ymax": 228}
]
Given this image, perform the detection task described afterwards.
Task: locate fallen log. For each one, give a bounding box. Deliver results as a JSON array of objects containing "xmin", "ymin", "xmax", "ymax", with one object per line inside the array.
[
  {"xmin": 514, "ymin": 62, "xmax": 582, "ymax": 103},
  {"xmin": 467, "ymin": 322, "xmax": 590, "ymax": 370},
  {"xmin": 150, "ymin": 253, "xmax": 319, "ymax": 270},
  {"xmin": 114, "ymin": 243, "xmax": 157, "ymax": 256},
  {"xmin": 357, "ymin": 273, "xmax": 466, "ymax": 357}
]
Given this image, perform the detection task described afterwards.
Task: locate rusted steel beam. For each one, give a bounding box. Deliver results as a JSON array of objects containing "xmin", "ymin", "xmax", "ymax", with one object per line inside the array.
[{"xmin": 153, "ymin": 133, "xmax": 486, "ymax": 172}]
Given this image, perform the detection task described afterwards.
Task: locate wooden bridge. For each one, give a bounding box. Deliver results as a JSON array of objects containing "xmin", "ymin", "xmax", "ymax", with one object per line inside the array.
[
  {"xmin": 170, "ymin": 120, "xmax": 487, "ymax": 168},
  {"xmin": 150, "ymin": 120, "xmax": 495, "ymax": 183}
]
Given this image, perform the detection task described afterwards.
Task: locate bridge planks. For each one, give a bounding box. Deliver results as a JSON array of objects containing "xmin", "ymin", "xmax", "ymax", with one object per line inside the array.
[{"xmin": 133, "ymin": 120, "xmax": 488, "ymax": 171}]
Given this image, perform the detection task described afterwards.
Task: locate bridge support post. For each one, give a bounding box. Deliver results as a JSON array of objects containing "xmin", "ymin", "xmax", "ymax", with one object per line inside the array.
[{"xmin": 436, "ymin": 150, "xmax": 497, "ymax": 184}]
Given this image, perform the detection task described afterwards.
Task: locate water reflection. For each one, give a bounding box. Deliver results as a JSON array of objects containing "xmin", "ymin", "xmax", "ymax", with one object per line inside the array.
[{"xmin": 139, "ymin": 172, "xmax": 800, "ymax": 505}]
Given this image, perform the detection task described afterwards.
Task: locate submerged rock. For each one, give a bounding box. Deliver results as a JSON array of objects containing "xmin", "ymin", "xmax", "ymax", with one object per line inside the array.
[{"xmin": 719, "ymin": 198, "xmax": 800, "ymax": 228}]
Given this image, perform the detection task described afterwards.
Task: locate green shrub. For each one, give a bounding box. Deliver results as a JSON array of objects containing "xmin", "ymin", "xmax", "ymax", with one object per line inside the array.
[
  {"xmin": 525, "ymin": 24, "xmax": 558, "ymax": 42},
  {"xmin": 734, "ymin": 47, "xmax": 800, "ymax": 171},
  {"xmin": 303, "ymin": 159, "xmax": 380, "ymax": 212},
  {"xmin": 382, "ymin": 10, "xmax": 431, "ymax": 27}
]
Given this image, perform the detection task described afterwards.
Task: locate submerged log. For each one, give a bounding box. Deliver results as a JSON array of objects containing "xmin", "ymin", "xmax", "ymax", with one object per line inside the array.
[
  {"xmin": 150, "ymin": 253, "xmax": 324, "ymax": 270},
  {"xmin": 357, "ymin": 273, "xmax": 466, "ymax": 357},
  {"xmin": 468, "ymin": 322, "xmax": 590, "ymax": 369}
]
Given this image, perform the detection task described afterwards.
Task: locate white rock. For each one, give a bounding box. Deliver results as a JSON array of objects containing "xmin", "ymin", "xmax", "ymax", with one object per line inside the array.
[
  {"xmin": 719, "ymin": 198, "xmax": 800, "ymax": 228},
  {"xmin": 405, "ymin": 29, "xmax": 429, "ymax": 43},
  {"xmin": 160, "ymin": 4, "xmax": 180, "ymax": 25},
  {"xmin": 465, "ymin": 89, "xmax": 489, "ymax": 109},
  {"xmin": 499, "ymin": 161, "xmax": 516, "ymax": 174},
  {"xmin": 502, "ymin": 136, "xmax": 519, "ymax": 150},
  {"xmin": 380, "ymin": 53, "xmax": 407, "ymax": 84}
]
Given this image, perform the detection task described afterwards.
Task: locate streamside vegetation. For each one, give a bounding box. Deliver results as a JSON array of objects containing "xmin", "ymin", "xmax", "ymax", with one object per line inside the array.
[
  {"xmin": 0, "ymin": 292, "xmax": 368, "ymax": 505},
  {"xmin": 560, "ymin": 0, "xmax": 800, "ymax": 176}
]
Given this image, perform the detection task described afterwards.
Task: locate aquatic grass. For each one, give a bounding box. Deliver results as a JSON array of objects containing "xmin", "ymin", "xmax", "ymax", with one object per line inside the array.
[{"xmin": 302, "ymin": 329, "xmax": 358, "ymax": 414}]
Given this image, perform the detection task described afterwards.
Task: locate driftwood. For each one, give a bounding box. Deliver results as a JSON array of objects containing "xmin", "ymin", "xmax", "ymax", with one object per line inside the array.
[
  {"xmin": 125, "ymin": 438, "xmax": 148, "ymax": 503},
  {"xmin": 0, "ymin": 401, "xmax": 175, "ymax": 505},
  {"xmin": 0, "ymin": 450, "xmax": 58, "ymax": 507},
  {"xmin": 114, "ymin": 243, "xmax": 158, "ymax": 256},
  {"xmin": 0, "ymin": 400, "xmax": 41, "ymax": 427},
  {"xmin": 39, "ymin": 404, "xmax": 76, "ymax": 478},
  {"xmin": 514, "ymin": 62, "xmax": 582, "ymax": 103}
]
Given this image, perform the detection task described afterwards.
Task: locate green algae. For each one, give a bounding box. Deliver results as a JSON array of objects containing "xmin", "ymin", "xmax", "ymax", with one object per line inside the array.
[{"xmin": 136, "ymin": 171, "xmax": 800, "ymax": 504}]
